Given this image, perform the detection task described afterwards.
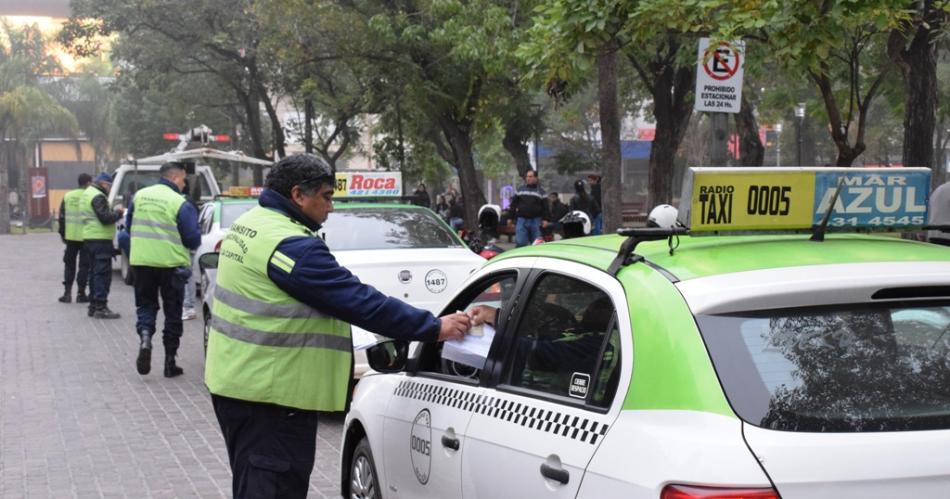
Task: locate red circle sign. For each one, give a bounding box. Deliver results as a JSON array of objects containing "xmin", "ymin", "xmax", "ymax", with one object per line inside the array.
[{"xmin": 702, "ymin": 42, "xmax": 741, "ymax": 81}]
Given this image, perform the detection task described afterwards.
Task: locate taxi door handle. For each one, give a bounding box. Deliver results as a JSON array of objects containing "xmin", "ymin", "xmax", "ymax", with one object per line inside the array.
[
  {"xmin": 441, "ymin": 435, "xmax": 460, "ymax": 451},
  {"xmin": 539, "ymin": 463, "xmax": 569, "ymax": 484}
]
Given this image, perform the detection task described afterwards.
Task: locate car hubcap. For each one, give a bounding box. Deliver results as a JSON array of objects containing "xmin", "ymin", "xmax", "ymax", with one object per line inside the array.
[{"xmin": 350, "ymin": 455, "xmax": 377, "ymax": 499}]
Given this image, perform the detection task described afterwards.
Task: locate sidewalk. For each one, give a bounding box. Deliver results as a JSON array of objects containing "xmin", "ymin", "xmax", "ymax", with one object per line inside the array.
[{"xmin": 0, "ymin": 233, "xmax": 343, "ymax": 498}]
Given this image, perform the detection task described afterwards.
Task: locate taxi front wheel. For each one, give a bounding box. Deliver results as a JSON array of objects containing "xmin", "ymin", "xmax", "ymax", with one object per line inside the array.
[{"xmin": 350, "ymin": 437, "xmax": 381, "ymax": 499}]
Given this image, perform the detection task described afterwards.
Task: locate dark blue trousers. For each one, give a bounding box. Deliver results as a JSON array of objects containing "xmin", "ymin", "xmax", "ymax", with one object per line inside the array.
[
  {"xmin": 132, "ymin": 266, "xmax": 185, "ymax": 354},
  {"xmin": 63, "ymin": 240, "xmax": 89, "ymax": 293},
  {"xmin": 84, "ymin": 240, "xmax": 114, "ymax": 305},
  {"xmin": 212, "ymin": 395, "xmax": 318, "ymax": 499}
]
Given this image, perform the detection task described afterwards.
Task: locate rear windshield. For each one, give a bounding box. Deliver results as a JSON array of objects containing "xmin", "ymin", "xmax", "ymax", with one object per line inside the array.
[
  {"xmin": 319, "ymin": 208, "xmax": 463, "ymax": 251},
  {"xmin": 220, "ymin": 202, "xmax": 256, "ymax": 228},
  {"xmin": 697, "ymin": 302, "xmax": 950, "ymax": 432}
]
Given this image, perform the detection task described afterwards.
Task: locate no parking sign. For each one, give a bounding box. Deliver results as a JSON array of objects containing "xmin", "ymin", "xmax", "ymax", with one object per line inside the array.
[{"xmin": 694, "ymin": 38, "xmax": 744, "ymax": 113}]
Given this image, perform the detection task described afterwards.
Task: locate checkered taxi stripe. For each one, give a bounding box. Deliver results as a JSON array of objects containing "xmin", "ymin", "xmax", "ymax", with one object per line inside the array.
[{"xmin": 394, "ymin": 380, "xmax": 609, "ymax": 445}]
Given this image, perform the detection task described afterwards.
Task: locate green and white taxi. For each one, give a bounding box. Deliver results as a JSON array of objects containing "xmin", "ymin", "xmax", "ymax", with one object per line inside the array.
[{"xmin": 341, "ymin": 167, "xmax": 950, "ymax": 499}]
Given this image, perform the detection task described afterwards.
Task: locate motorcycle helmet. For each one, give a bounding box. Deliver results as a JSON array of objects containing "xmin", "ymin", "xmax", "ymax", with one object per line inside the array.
[
  {"xmin": 559, "ymin": 210, "xmax": 591, "ymax": 238},
  {"xmin": 647, "ymin": 204, "xmax": 680, "ymax": 229}
]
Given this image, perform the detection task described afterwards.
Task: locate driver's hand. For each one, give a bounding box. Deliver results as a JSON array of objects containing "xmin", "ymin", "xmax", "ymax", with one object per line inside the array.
[
  {"xmin": 467, "ymin": 305, "xmax": 497, "ymax": 327},
  {"xmin": 437, "ymin": 312, "xmax": 471, "ymax": 342}
]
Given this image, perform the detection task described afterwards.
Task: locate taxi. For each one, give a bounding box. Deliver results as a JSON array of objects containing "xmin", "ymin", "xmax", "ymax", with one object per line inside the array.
[{"xmin": 340, "ymin": 167, "xmax": 950, "ymax": 499}]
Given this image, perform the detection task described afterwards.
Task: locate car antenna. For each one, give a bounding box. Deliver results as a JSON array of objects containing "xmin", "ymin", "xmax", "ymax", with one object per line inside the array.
[
  {"xmin": 607, "ymin": 227, "xmax": 689, "ymax": 276},
  {"xmin": 810, "ymin": 177, "xmax": 846, "ymax": 242}
]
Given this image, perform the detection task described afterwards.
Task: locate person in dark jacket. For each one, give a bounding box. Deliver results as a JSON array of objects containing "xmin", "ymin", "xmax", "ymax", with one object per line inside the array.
[
  {"xmin": 81, "ymin": 172, "xmax": 124, "ymax": 319},
  {"xmin": 448, "ymin": 196, "xmax": 465, "ymax": 230},
  {"xmin": 58, "ymin": 173, "xmax": 93, "ymax": 304},
  {"xmin": 126, "ymin": 162, "xmax": 201, "ymax": 378},
  {"xmin": 204, "ymin": 155, "xmax": 471, "ymax": 499},
  {"xmin": 411, "ymin": 182, "xmax": 431, "ymax": 208},
  {"xmin": 570, "ymin": 179, "xmax": 600, "ymax": 220},
  {"xmin": 543, "ymin": 192, "xmax": 569, "ymax": 238},
  {"xmin": 587, "ymin": 174, "xmax": 603, "ymax": 234},
  {"xmin": 510, "ymin": 169, "xmax": 547, "ymax": 246}
]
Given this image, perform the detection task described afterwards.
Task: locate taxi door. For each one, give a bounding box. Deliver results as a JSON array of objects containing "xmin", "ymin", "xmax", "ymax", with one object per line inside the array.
[
  {"xmin": 462, "ymin": 262, "xmax": 629, "ymax": 499},
  {"xmin": 381, "ymin": 270, "xmax": 524, "ymax": 499}
]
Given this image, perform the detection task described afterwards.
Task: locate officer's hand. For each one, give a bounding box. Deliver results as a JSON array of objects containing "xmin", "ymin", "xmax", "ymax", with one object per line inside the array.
[
  {"xmin": 467, "ymin": 305, "xmax": 497, "ymax": 327},
  {"xmin": 437, "ymin": 312, "xmax": 471, "ymax": 342}
]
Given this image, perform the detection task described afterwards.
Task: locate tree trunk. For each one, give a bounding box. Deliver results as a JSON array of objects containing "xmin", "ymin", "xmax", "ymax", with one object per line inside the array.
[
  {"xmin": 709, "ymin": 113, "xmax": 729, "ymax": 166},
  {"xmin": 502, "ymin": 124, "xmax": 533, "ymax": 178},
  {"xmin": 889, "ymin": 5, "xmax": 939, "ymax": 176},
  {"xmin": 238, "ymin": 90, "xmax": 267, "ymax": 185},
  {"xmin": 735, "ymin": 94, "xmax": 765, "ymax": 166},
  {"xmin": 304, "ymin": 98, "xmax": 314, "ymax": 154},
  {"xmin": 647, "ymin": 67, "xmax": 694, "ymax": 207},
  {"xmin": 439, "ymin": 118, "xmax": 486, "ymax": 229},
  {"xmin": 598, "ymin": 42, "xmax": 622, "ymax": 233}
]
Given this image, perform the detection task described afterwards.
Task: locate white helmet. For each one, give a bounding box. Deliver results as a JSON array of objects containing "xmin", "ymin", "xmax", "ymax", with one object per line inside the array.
[
  {"xmin": 478, "ymin": 204, "xmax": 501, "ymax": 220},
  {"xmin": 647, "ymin": 204, "xmax": 679, "ymax": 229},
  {"xmin": 560, "ymin": 210, "xmax": 591, "ymax": 236}
]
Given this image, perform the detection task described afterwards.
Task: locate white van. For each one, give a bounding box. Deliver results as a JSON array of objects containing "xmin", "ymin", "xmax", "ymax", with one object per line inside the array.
[{"xmin": 109, "ymin": 148, "xmax": 272, "ymax": 284}]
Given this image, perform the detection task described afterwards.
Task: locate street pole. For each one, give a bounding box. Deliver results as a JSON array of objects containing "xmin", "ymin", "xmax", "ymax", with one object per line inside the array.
[
  {"xmin": 775, "ymin": 123, "xmax": 782, "ymax": 167},
  {"xmin": 794, "ymin": 103, "xmax": 806, "ymax": 166},
  {"xmin": 710, "ymin": 112, "xmax": 729, "ymax": 166}
]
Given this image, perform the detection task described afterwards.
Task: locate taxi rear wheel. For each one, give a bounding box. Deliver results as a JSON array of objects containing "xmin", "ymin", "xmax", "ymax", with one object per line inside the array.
[{"xmin": 350, "ymin": 437, "xmax": 381, "ymax": 499}]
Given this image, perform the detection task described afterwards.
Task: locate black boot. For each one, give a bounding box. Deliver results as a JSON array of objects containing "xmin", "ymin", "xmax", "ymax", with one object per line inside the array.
[
  {"xmin": 94, "ymin": 304, "xmax": 121, "ymax": 319},
  {"xmin": 76, "ymin": 291, "xmax": 89, "ymax": 303},
  {"xmin": 136, "ymin": 330, "xmax": 153, "ymax": 375},
  {"xmin": 87, "ymin": 301, "xmax": 99, "ymax": 317},
  {"xmin": 58, "ymin": 288, "xmax": 71, "ymax": 303},
  {"xmin": 164, "ymin": 354, "xmax": 184, "ymax": 378}
]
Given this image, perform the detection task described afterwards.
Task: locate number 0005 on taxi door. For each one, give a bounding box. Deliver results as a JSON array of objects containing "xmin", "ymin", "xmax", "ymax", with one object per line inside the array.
[{"xmin": 341, "ymin": 167, "xmax": 950, "ymax": 499}]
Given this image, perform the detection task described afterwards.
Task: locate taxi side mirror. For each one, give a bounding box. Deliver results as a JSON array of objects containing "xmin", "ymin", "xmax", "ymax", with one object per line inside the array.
[
  {"xmin": 366, "ymin": 340, "xmax": 409, "ymax": 373},
  {"xmin": 198, "ymin": 252, "xmax": 219, "ymax": 271}
]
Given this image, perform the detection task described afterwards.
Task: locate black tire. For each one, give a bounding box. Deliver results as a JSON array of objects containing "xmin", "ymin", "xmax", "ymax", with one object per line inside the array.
[
  {"xmin": 121, "ymin": 253, "xmax": 134, "ymax": 286},
  {"xmin": 349, "ymin": 437, "xmax": 381, "ymax": 499}
]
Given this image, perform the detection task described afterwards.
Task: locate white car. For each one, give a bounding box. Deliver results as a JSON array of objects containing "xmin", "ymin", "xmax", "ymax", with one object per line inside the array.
[
  {"xmin": 194, "ymin": 197, "xmax": 259, "ymax": 291},
  {"xmin": 200, "ymin": 202, "xmax": 485, "ymax": 375},
  {"xmin": 339, "ymin": 167, "xmax": 950, "ymax": 499}
]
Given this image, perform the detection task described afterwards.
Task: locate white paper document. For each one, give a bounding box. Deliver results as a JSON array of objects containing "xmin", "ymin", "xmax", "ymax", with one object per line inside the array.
[{"xmin": 441, "ymin": 324, "xmax": 495, "ymax": 369}]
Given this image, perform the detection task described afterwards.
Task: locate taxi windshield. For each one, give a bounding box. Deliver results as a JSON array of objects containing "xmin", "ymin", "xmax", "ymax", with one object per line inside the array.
[
  {"xmin": 697, "ymin": 301, "xmax": 950, "ymax": 432},
  {"xmin": 320, "ymin": 208, "xmax": 463, "ymax": 250},
  {"xmin": 220, "ymin": 202, "xmax": 257, "ymax": 228}
]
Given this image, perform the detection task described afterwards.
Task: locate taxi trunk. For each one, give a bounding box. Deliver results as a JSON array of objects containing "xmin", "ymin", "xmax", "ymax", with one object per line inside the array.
[{"xmin": 743, "ymin": 426, "xmax": 950, "ymax": 498}]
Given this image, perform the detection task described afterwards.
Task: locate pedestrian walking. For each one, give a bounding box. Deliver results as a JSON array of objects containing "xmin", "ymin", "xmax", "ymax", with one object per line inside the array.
[
  {"xmin": 411, "ymin": 182, "xmax": 431, "ymax": 208},
  {"xmin": 511, "ymin": 169, "xmax": 547, "ymax": 246},
  {"xmin": 127, "ymin": 162, "xmax": 201, "ymax": 377},
  {"xmin": 81, "ymin": 172, "xmax": 124, "ymax": 319},
  {"xmin": 587, "ymin": 173, "xmax": 603, "ymax": 234},
  {"xmin": 570, "ymin": 179, "xmax": 600, "ymax": 221},
  {"xmin": 204, "ymin": 154, "xmax": 470, "ymax": 499},
  {"xmin": 58, "ymin": 173, "xmax": 92, "ymax": 304}
]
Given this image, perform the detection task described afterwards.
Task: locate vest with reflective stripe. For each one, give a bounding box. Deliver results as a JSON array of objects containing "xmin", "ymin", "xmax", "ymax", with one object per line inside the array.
[
  {"xmin": 129, "ymin": 184, "xmax": 190, "ymax": 268},
  {"xmin": 80, "ymin": 185, "xmax": 115, "ymax": 241},
  {"xmin": 204, "ymin": 206, "xmax": 353, "ymax": 411},
  {"xmin": 63, "ymin": 188, "xmax": 86, "ymax": 242}
]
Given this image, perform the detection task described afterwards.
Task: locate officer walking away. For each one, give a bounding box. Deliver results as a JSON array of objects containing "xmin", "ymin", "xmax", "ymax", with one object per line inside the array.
[
  {"xmin": 128, "ymin": 162, "xmax": 201, "ymax": 377},
  {"xmin": 81, "ymin": 172, "xmax": 124, "ymax": 319},
  {"xmin": 511, "ymin": 169, "xmax": 547, "ymax": 246},
  {"xmin": 58, "ymin": 173, "xmax": 92, "ymax": 304},
  {"xmin": 205, "ymin": 154, "xmax": 471, "ymax": 499}
]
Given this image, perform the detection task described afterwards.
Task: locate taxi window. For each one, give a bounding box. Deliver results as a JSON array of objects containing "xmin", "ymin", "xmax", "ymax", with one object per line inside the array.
[
  {"xmin": 417, "ymin": 274, "xmax": 518, "ymax": 381},
  {"xmin": 219, "ymin": 202, "xmax": 257, "ymax": 228},
  {"xmin": 503, "ymin": 273, "xmax": 619, "ymax": 408},
  {"xmin": 320, "ymin": 208, "xmax": 462, "ymax": 250},
  {"xmin": 698, "ymin": 301, "xmax": 950, "ymax": 432}
]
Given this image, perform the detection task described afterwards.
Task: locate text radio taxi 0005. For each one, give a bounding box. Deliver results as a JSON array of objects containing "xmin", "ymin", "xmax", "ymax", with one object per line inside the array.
[{"xmin": 680, "ymin": 167, "xmax": 931, "ymax": 233}]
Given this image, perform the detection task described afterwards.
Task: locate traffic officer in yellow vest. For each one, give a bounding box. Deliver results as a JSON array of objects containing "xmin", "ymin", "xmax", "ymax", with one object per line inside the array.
[
  {"xmin": 81, "ymin": 172, "xmax": 124, "ymax": 319},
  {"xmin": 57, "ymin": 172, "xmax": 92, "ymax": 304},
  {"xmin": 205, "ymin": 155, "xmax": 471, "ymax": 499},
  {"xmin": 128, "ymin": 162, "xmax": 201, "ymax": 377}
]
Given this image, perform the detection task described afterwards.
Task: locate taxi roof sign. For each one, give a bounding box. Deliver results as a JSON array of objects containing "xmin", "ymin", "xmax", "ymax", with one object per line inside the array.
[{"xmin": 678, "ymin": 167, "xmax": 931, "ymax": 233}]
